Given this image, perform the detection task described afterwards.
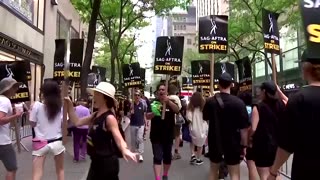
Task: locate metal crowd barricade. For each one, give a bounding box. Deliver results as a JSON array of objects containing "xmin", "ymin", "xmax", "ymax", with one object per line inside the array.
[
  {"xmin": 280, "ymin": 155, "xmax": 293, "ymax": 179},
  {"xmin": 10, "ymin": 112, "xmax": 32, "ymax": 152}
]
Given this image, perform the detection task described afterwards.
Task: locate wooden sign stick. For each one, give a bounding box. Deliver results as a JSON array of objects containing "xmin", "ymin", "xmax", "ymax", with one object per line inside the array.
[
  {"xmin": 12, "ymin": 109, "xmax": 21, "ymax": 153},
  {"xmin": 62, "ymin": 20, "xmax": 72, "ymax": 145},
  {"xmin": 210, "ymin": 54, "xmax": 215, "ymax": 96},
  {"xmin": 271, "ymin": 53, "xmax": 277, "ymax": 84}
]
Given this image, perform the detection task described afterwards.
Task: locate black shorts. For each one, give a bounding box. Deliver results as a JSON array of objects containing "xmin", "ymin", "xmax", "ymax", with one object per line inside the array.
[
  {"xmin": 87, "ymin": 155, "xmax": 119, "ymax": 180},
  {"xmin": 209, "ymin": 147, "xmax": 241, "ymax": 166},
  {"xmin": 245, "ymin": 147, "xmax": 255, "ymax": 161},
  {"xmin": 253, "ymin": 146, "xmax": 276, "ymax": 167}
]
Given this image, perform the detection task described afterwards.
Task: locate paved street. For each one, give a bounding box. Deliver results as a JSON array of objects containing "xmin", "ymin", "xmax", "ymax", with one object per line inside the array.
[{"xmin": 0, "ymin": 129, "xmax": 292, "ymax": 180}]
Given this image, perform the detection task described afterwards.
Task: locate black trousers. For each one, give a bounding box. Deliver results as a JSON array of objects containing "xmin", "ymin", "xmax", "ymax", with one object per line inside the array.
[{"xmin": 87, "ymin": 155, "xmax": 119, "ymax": 180}]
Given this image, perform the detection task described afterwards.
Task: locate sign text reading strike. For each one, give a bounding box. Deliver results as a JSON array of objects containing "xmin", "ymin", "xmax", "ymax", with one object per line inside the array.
[
  {"xmin": 193, "ymin": 79, "xmax": 210, "ymax": 84},
  {"xmin": 125, "ymin": 81, "xmax": 141, "ymax": 87},
  {"xmin": 155, "ymin": 65, "xmax": 181, "ymax": 72},
  {"xmin": 11, "ymin": 92, "xmax": 29, "ymax": 99},
  {"xmin": 264, "ymin": 42, "xmax": 280, "ymax": 51},
  {"xmin": 54, "ymin": 71, "xmax": 81, "ymax": 78},
  {"xmin": 200, "ymin": 44, "xmax": 227, "ymax": 51}
]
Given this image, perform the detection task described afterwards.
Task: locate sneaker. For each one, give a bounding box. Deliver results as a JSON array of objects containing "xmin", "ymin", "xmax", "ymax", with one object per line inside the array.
[
  {"xmin": 172, "ymin": 153, "xmax": 181, "ymax": 160},
  {"xmin": 195, "ymin": 159, "xmax": 204, "ymax": 165},
  {"xmin": 162, "ymin": 176, "xmax": 168, "ymax": 180},
  {"xmin": 190, "ymin": 155, "xmax": 197, "ymax": 164},
  {"xmin": 139, "ymin": 155, "xmax": 144, "ymax": 163}
]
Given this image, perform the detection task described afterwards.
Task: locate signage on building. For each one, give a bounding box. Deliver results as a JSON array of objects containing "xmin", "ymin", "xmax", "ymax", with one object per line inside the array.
[
  {"xmin": 198, "ymin": 15, "xmax": 229, "ymax": 54},
  {"xmin": 122, "ymin": 62, "xmax": 141, "ymax": 88},
  {"xmin": 191, "ymin": 60, "xmax": 211, "ymax": 86},
  {"xmin": 0, "ymin": 32, "xmax": 42, "ymax": 62},
  {"xmin": 0, "ymin": 61, "xmax": 30, "ymax": 103},
  {"xmin": 154, "ymin": 36, "xmax": 184, "ymax": 75},
  {"xmin": 214, "ymin": 62, "xmax": 235, "ymax": 91},
  {"xmin": 300, "ymin": 0, "xmax": 320, "ymax": 59},
  {"xmin": 262, "ymin": 9, "xmax": 280, "ymax": 55},
  {"xmin": 181, "ymin": 77, "xmax": 193, "ymax": 91},
  {"xmin": 235, "ymin": 56, "xmax": 252, "ymax": 92}
]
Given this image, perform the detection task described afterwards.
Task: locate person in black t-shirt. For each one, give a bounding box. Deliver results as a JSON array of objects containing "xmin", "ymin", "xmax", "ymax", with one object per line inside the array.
[
  {"xmin": 146, "ymin": 83, "xmax": 180, "ymax": 180},
  {"xmin": 203, "ymin": 73, "xmax": 249, "ymax": 180},
  {"xmin": 250, "ymin": 81, "xmax": 285, "ymax": 180},
  {"xmin": 268, "ymin": 52, "xmax": 320, "ymax": 180}
]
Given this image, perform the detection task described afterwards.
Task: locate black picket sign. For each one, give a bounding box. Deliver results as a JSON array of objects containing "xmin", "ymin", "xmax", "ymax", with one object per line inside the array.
[
  {"xmin": 154, "ymin": 36, "xmax": 184, "ymax": 75},
  {"xmin": 140, "ymin": 68, "xmax": 146, "ymax": 88},
  {"xmin": 0, "ymin": 61, "xmax": 30, "ymax": 103},
  {"xmin": 198, "ymin": 15, "xmax": 228, "ymax": 54},
  {"xmin": 69, "ymin": 39, "xmax": 84, "ymax": 82},
  {"xmin": 181, "ymin": 77, "xmax": 193, "ymax": 90},
  {"xmin": 122, "ymin": 62, "xmax": 141, "ymax": 88},
  {"xmin": 24, "ymin": 61, "xmax": 31, "ymax": 81},
  {"xmin": 235, "ymin": 57, "xmax": 252, "ymax": 92},
  {"xmin": 262, "ymin": 9, "xmax": 280, "ymax": 55},
  {"xmin": 300, "ymin": 0, "xmax": 320, "ymax": 59},
  {"xmin": 191, "ymin": 60, "xmax": 211, "ymax": 86},
  {"xmin": 87, "ymin": 73, "xmax": 98, "ymax": 88},
  {"xmin": 214, "ymin": 62, "xmax": 235, "ymax": 91},
  {"xmin": 53, "ymin": 39, "xmax": 66, "ymax": 81}
]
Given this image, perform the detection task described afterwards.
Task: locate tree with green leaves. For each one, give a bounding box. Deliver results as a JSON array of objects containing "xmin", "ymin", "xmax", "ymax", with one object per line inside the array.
[
  {"xmin": 227, "ymin": 0, "xmax": 300, "ymax": 64},
  {"xmin": 72, "ymin": 0, "xmax": 191, "ymax": 97}
]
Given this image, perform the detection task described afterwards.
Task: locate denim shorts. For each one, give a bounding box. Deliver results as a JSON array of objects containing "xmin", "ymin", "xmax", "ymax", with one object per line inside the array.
[{"xmin": 0, "ymin": 144, "xmax": 17, "ymax": 171}]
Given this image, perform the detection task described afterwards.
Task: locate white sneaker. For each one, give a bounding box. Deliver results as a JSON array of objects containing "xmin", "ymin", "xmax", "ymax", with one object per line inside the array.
[{"xmin": 139, "ymin": 155, "xmax": 143, "ymax": 163}]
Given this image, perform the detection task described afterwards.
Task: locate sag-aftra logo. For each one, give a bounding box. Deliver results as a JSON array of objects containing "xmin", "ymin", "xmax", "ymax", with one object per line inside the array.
[{"xmin": 303, "ymin": 0, "xmax": 320, "ymax": 43}]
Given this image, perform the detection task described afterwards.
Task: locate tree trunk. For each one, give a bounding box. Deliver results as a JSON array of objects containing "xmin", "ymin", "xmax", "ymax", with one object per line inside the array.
[
  {"xmin": 110, "ymin": 50, "xmax": 116, "ymax": 84},
  {"xmin": 80, "ymin": 0, "xmax": 101, "ymax": 98}
]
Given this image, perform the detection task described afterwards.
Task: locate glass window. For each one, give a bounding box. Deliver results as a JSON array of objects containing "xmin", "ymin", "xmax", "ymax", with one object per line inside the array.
[
  {"xmin": 187, "ymin": 39, "xmax": 192, "ymax": 45},
  {"xmin": 35, "ymin": 64, "xmax": 42, "ymax": 102},
  {"xmin": 283, "ymin": 48, "xmax": 299, "ymax": 71},
  {"xmin": 0, "ymin": 0, "xmax": 44, "ymax": 30},
  {"xmin": 56, "ymin": 12, "xmax": 78, "ymax": 39},
  {"xmin": 29, "ymin": 62, "xmax": 35, "ymax": 103}
]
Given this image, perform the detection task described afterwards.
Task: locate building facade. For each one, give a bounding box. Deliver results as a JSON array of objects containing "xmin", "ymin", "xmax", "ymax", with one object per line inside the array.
[
  {"xmin": 167, "ymin": 6, "xmax": 197, "ymax": 52},
  {"xmin": 0, "ymin": 0, "xmax": 84, "ymax": 102}
]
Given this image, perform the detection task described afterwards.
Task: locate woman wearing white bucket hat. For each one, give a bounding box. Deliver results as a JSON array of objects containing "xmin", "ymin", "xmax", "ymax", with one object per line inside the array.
[
  {"xmin": 65, "ymin": 82, "xmax": 137, "ymax": 180},
  {"xmin": 0, "ymin": 77, "xmax": 23, "ymax": 180}
]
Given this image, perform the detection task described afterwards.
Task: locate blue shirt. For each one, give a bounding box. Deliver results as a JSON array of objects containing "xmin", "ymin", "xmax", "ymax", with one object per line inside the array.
[{"xmin": 130, "ymin": 101, "xmax": 145, "ymax": 126}]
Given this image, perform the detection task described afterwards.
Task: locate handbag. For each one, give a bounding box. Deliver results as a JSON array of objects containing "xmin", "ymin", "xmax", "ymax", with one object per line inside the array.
[
  {"xmin": 32, "ymin": 138, "xmax": 48, "ymax": 151},
  {"xmin": 175, "ymin": 113, "xmax": 185, "ymax": 125}
]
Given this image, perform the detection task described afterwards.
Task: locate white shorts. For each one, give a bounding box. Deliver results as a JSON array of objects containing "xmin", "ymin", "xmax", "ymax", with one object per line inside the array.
[{"xmin": 32, "ymin": 141, "xmax": 65, "ymax": 157}]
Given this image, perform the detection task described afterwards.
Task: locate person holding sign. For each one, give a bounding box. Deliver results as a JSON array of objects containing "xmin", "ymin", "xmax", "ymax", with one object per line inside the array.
[
  {"xmin": 0, "ymin": 77, "xmax": 23, "ymax": 180},
  {"xmin": 146, "ymin": 82, "xmax": 180, "ymax": 180},
  {"xmin": 30, "ymin": 80, "xmax": 65, "ymax": 180},
  {"xmin": 268, "ymin": 52, "xmax": 320, "ymax": 180},
  {"xmin": 65, "ymin": 82, "xmax": 137, "ymax": 180}
]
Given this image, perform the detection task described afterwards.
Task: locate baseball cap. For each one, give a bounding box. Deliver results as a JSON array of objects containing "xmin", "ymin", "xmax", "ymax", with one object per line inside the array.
[
  {"xmin": 260, "ymin": 81, "xmax": 277, "ymax": 99},
  {"xmin": 218, "ymin": 72, "xmax": 234, "ymax": 83},
  {"xmin": 297, "ymin": 51, "xmax": 320, "ymax": 64}
]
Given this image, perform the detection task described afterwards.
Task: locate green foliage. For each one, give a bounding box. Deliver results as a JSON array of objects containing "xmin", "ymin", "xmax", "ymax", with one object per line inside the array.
[{"xmin": 228, "ymin": 0, "xmax": 300, "ymax": 62}]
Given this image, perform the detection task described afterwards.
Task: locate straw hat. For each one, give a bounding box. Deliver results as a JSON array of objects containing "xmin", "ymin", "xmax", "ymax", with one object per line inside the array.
[
  {"xmin": 0, "ymin": 77, "xmax": 22, "ymax": 95},
  {"xmin": 87, "ymin": 82, "xmax": 118, "ymax": 105}
]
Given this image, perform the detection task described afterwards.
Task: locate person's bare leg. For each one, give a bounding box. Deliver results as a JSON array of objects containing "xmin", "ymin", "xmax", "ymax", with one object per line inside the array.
[
  {"xmin": 190, "ymin": 143, "xmax": 195, "ymax": 156},
  {"xmin": 163, "ymin": 164, "xmax": 171, "ymax": 177},
  {"xmin": 153, "ymin": 164, "xmax": 162, "ymax": 179},
  {"xmin": 5, "ymin": 171, "xmax": 16, "ymax": 180},
  {"xmin": 227, "ymin": 164, "xmax": 240, "ymax": 180},
  {"xmin": 54, "ymin": 153, "xmax": 65, "ymax": 180},
  {"xmin": 257, "ymin": 167, "xmax": 270, "ymax": 180},
  {"xmin": 247, "ymin": 160, "xmax": 259, "ymax": 180},
  {"xmin": 209, "ymin": 162, "xmax": 220, "ymax": 180},
  {"xmin": 196, "ymin": 146, "xmax": 203, "ymax": 159},
  {"xmin": 32, "ymin": 156, "xmax": 46, "ymax": 180}
]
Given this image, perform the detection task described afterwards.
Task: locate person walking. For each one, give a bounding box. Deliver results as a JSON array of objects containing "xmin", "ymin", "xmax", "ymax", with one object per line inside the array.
[
  {"xmin": 146, "ymin": 82, "xmax": 180, "ymax": 180},
  {"xmin": 130, "ymin": 90, "xmax": 146, "ymax": 162},
  {"xmin": 186, "ymin": 92, "xmax": 208, "ymax": 165},
  {"xmin": 72, "ymin": 98, "xmax": 91, "ymax": 162},
  {"xmin": 0, "ymin": 77, "xmax": 23, "ymax": 180},
  {"xmin": 203, "ymin": 73, "xmax": 249, "ymax": 180},
  {"xmin": 268, "ymin": 52, "xmax": 320, "ymax": 180},
  {"xmin": 238, "ymin": 92, "xmax": 259, "ymax": 180},
  {"xmin": 250, "ymin": 81, "xmax": 285, "ymax": 180},
  {"xmin": 65, "ymin": 82, "xmax": 136, "ymax": 180},
  {"xmin": 30, "ymin": 80, "xmax": 65, "ymax": 180}
]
